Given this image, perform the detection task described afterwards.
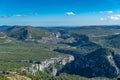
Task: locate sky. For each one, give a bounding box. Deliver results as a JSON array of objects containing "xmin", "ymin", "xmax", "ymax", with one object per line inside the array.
[{"xmin": 0, "ymin": 0, "xmax": 120, "ymax": 26}]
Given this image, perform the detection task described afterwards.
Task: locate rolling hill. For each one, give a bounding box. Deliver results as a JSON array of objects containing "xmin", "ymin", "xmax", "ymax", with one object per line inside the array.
[{"xmin": 5, "ymin": 25, "xmax": 51, "ymax": 40}]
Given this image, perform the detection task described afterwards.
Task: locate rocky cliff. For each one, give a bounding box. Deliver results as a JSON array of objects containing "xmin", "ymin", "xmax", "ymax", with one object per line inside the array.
[
  {"xmin": 57, "ymin": 48, "xmax": 120, "ymax": 78},
  {"xmin": 23, "ymin": 55, "xmax": 74, "ymax": 76}
]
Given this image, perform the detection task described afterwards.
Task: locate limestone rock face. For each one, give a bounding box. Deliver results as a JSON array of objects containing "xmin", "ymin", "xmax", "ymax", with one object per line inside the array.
[
  {"xmin": 51, "ymin": 66, "xmax": 57, "ymax": 76},
  {"xmin": 32, "ymin": 55, "xmax": 74, "ymax": 71},
  {"xmin": 24, "ymin": 55, "xmax": 74, "ymax": 76}
]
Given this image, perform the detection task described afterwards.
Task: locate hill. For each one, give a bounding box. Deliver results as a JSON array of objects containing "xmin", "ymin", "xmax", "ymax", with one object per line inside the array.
[
  {"xmin": 59, "ymin": 48, "xmax": 119, "ymax": 78},
  {"xmin": 106, "ymin": 34, "xmax": 120, "ymax": 48},
  {"xmin": 0, "ymin": 25, "xmax": 12, "ymax": 31},
  {"xmin": 5, "ymin": 26, "xmax": 50, "ymax": 40},
  {"xmin": 0, "ymin": 25, "xmax": 120, "ymax": 79}
]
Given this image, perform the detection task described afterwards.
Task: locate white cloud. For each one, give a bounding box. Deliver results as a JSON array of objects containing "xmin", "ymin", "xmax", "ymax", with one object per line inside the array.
[
  {"xmin": 107, "ymin": 11, "xmax": 113, "ymax": 14},
  {"xmin": 109, "ymin": 15, "xmax": 120, "ymax": 20},
  {"xmin": 66, "ymin": 12, "xmax": 76, "ymax": 16},
  {"xmin": 109, "ymin": 16, "xmax": 119, "ymax": 20},
  {"xmin": 100, "ymin": 10, "xmax": 113, "ymax": 14},
  {"xmin": 100, "ymin": 14, "xmax": 120, "ymax": 21}
]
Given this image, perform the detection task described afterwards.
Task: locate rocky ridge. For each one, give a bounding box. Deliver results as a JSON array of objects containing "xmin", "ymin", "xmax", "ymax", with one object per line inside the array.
[{"xmin": 23, "ymin": 55, "xmax": 74, "ymax": 76}]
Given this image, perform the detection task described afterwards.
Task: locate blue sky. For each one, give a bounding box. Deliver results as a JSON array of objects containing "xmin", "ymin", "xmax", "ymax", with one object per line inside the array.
[{"xmin": 0, "ymin": 0, "xmax": 120, "ymax": 26}]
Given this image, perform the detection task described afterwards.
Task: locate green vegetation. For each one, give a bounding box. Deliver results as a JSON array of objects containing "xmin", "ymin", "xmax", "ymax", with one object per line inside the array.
[
  {"xmin": 67, "ymin": 28, "xmax": 120, "ymax": 37},
  {"xmin": 5, "ymin": 25, "xmax": 51, "ymax": 40},
  {"xmin": 0, "ymin": 75, "xmax": 8, "ymax": 80},
  {"xmin": 64, "ymin": 28, "xmax": 120, "ymax": 47},
  {"xmin": 106, "ymin": 34, "xmax": 120, "ymax": 48},
  {"xmin": 0, "ymin": 32, "xmax": 5, "ymax": 37},
  {"xmin": 0, "ymin": 41, "xmax": 62, "ymax": 70},
  {"xmin": 0, "ymin": 26, "xmax": 119, "ymax": 79},
  {"xmin": 7, "ymin": 70, "xmax": 110, "ymax": 80}
]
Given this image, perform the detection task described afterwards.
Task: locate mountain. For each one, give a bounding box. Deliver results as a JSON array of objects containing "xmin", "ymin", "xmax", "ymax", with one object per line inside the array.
[
  {"xmin": 0, "ymin": 25, "xmax": 120, "ymax": 79},
  {"xmin": 0, "ymin": 25, "xmax": 12, "ymax": 30},
  {"xmin": 106, "ymin": 34, "xmax": 120, "ymax": 48},
  {"xmin": 59, "ymin": 48, "xmax": 119, "ymax": 78},
  {"xmin": 57, "ymin": 33, "xmax": 101, "ymax": 54},
  {"xmin": 5, "ymin": 25, "xmax": 50, "ymax": 40}
]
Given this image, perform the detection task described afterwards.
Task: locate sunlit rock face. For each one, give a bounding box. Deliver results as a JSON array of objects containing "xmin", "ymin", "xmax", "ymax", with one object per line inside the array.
[
  {"xmin": 32, "ymin": 55, "xmax": 74, "ymax": 71},
  {"xmin": 24, "ymin": 55, "xmax": 74, "ymax": 76}
]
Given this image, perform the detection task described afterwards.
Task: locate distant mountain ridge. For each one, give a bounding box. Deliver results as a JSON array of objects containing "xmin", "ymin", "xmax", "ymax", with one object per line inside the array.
[
  {"xmin": 106, "ymin": 34, "xmax": 120, "ymax": 48},
  {"xmin": 0, "ymin": 25, "xmax": 12, "ymax": 30},
  {"xmin": 5, "ymin": 25, "xmax": 51, "ymax": 40}
]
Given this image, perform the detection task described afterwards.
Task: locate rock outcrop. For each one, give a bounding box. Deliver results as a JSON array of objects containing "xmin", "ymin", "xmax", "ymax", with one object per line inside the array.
[
  {"xmin": 23, "ymin": 55, "xmax": 74, "ymax": 76},
  {"xmin": 32, "ymin": 55, "xmax": 74, "ymax": 70}
]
